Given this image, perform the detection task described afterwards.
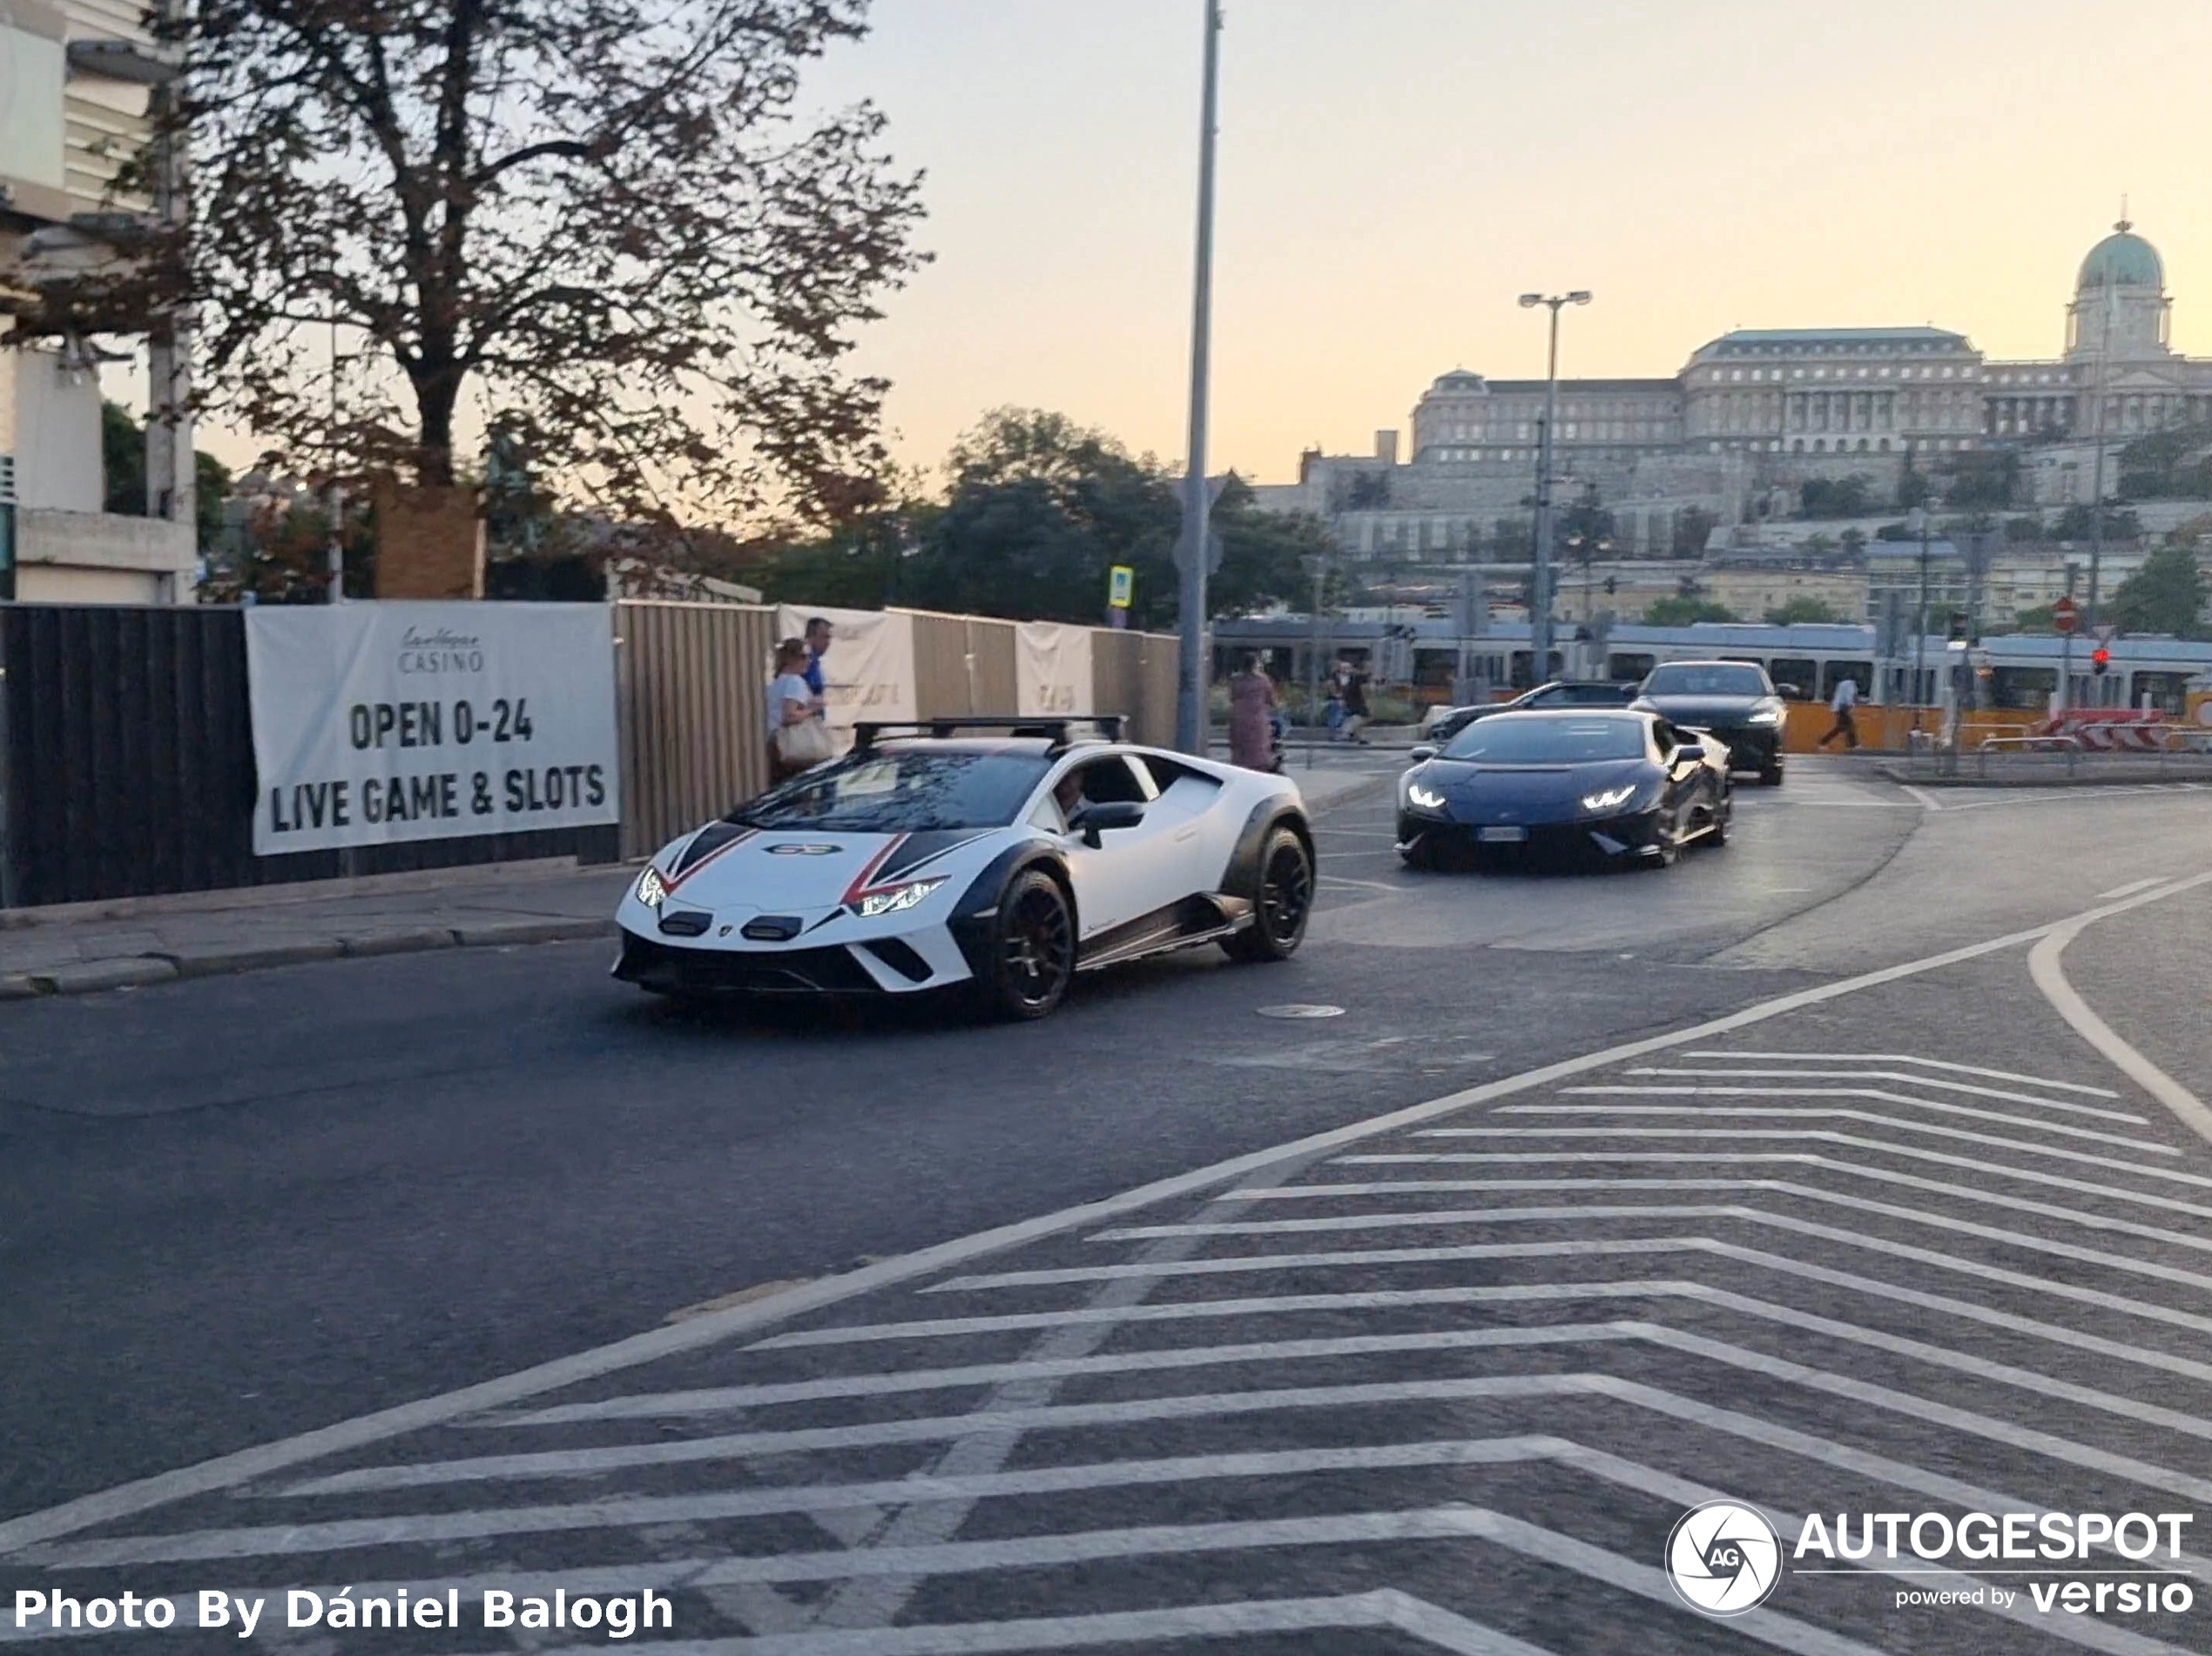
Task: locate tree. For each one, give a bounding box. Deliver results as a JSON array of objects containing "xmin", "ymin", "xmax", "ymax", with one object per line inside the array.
[
  {"xmin": 1943, "ymin": 449, "xmax": 2020, "ymax": 510},
  {"xmin": 2054, "ymin": 503, "xmax": 2141, "ymax": 542},
  {"xmin": 1797, "ymin": 475, "xmax": 1872, "ymax": 518},
  {"xmin": 2106, "ymin": 543, "xmax": 2208, "ymax": 637},
  {"xmin": 1208, "ymin": 477, "xmax": 1338, "ymax": 620},
  {"xmin": 1839, "ymin": 528, "xmax": 1867, "ymax": 561},
  {"xmin": 2117, "ymin": 425, "xmax": 2212, "ymax": 500},
  {"xmin": 1764, "ymin": 596, "xmax": 1840, "ymax": 626},
  {"xmin": 100, "ymin": 400, "xmax": 233, "ymax": 554},
  {"xmin": 1670, "ymin": 506, "xmax": 1717, "ymax": 558},
  {"xmin": 64, "ymin": 0, "xmax": 927, "ymax": 543},
  {"xmin": 1491, "ymin": 516, "xmax": 1533, "ymax": 561},
  {"xmin": 1643, "ymin": 596, "xmax": 1737, "ymax": 626},
  {"xmin": 1898, "ymin": 450, "xmax": 1932, "ymax": 510},
  {"xmin": 2004, "ymin": 515, "xmax": 2045, "ymax": 543}
]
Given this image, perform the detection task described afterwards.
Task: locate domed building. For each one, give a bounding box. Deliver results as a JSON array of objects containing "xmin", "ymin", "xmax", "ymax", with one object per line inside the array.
[{"xmin": 1259, "ymin": 215, "xmax": 2212, "ymax": 560}]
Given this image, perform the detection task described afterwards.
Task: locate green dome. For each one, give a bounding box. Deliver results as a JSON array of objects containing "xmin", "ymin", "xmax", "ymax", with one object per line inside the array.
[{"xmin": 2078, "ymin": 224, "xmax": 2162, "ymax": 291}]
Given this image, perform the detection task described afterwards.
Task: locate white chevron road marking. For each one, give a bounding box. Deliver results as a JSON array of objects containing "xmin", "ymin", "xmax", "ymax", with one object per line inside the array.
[
  {"xmin": 1678, "ymin": 1051, "xmax": 2121, "ymax": 1095},
  {"xmin": 1345, "ymin": 1145, "xmax": 2212, "ymax": 1223},
  {"xmin": 1092, "ymin": 1198, "xmax": 2212, "ymax": 1296},
  {"xmin": 473, "ymin": 1591, "xmax": 1571, "ymax": 1656},
  {"xmin": 1410, "ymin": 1124, "xmax": 2212, "ymax": 1189},
  {"xmin": 7, "ymin": 875, "xmax": 2207, "ymax": 1560},
  {"xmin": 1620, "ymin": 1067, "xmax": 2148, "ymax": 1121},
  {"xmin": 1533, "ymin": 1092, "xmax": 2181, "ymax": 1155},
  {"xmin": 934, "ymin": 1232, "xmax": 2212, "ymax": 1344}
]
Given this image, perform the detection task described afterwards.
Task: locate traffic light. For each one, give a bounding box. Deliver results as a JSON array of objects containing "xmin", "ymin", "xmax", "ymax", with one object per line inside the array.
[
  {"xmin": 2091, "ymin": 646, "xmax": 2111, "ymax": 677},
  {"xmin": 1603, "ymin": 576, "xmax": 1617, "ymax": 596}
]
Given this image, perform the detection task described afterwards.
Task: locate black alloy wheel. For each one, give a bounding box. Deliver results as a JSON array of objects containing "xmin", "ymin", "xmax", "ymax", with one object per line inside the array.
[
  {"xmin": 1227, "ymin": 827, "xmax": 1313, "ymax": 961},
  {"xmin": 984, "ymin": 869, "xmax": 1075, "ymax": 1020}
]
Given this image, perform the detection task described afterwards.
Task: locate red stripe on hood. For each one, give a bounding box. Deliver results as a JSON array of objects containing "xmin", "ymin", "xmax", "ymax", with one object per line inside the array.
[{"xmin": 839, "ymin": 833, "xmax": 910, "ymax": 905}]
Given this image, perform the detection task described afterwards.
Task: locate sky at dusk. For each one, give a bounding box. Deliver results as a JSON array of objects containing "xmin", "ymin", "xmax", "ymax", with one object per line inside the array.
[{"xmin": 806, "ymin": 0, "xmax": 2212, "ymax": 486}]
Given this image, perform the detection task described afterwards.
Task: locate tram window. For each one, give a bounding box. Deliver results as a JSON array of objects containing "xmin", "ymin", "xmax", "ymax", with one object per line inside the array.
[
  {"xmin": 1820, "ymin": 660, "xmax": 1873, "ymax": 701},
  {"xmin": 2130, "ymin": 671, "xmax": 2192, "ymax": 715},
  {"xmin": 1770, "ymin": 658, "xmax": 1817, "ymax": 699},
  {"xmin": 1987, "ymin": 667, "xmax": 2057, "ymax": 711},
  {"xmin": 1608, "ymin": 652, "xmax": 1656, "ymax": 682}
]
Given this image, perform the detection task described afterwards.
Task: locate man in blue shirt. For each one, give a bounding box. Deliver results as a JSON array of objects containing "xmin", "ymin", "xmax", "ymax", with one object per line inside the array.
[{"xmin": 802, "ymin": 616, "xmax": 832, "ymax": 697}]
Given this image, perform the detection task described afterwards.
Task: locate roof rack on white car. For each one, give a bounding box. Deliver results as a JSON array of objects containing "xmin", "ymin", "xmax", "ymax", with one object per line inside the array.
[{"xmin": 851, "ymin": 715, "xmax": 1127, "ymax": 753}]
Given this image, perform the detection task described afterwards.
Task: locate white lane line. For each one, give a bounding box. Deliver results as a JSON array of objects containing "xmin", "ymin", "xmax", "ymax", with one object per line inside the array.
[
  {"xmin": 1549, "ymin": 1085, "xmax": 2170, "ymax": 1148},
  {"xmin": 1621, "ymin": 1067, "xmax": 2147, "ymax": 1122},
  {"xmin": 1345, "ymin": 1143, "xmax": 2212, "ymax": 1223},
  {"xmin": 1900, "ymin": 784, "xmax": 1945, "ymax": 811},
  {"xmin": 1317, "ymin": 873, "xmax": 1403, "ymax": 892},
  {"xmin": 2030, "ymin": 918, "xmax": 2212, "ymax": 1150},
  {"xmin": 1238, "ymin": 1170, "xmax": 2212, "ymax": 1255},
  {"xmin": 6, "ymin": 871, "xmax": 2210, "ymax": 1558},
  {"xmin": 1426, "ymin": 1120, "xmax": 2208, "ymax": 1186},
  {"xmin": 1095, "ymin": 1197, "xmax": 2212, "ymax": 1300},
  {"xmin": 1681, "ymin": 1051, "xmax": 2121, "ymax": 1096},
  {"xmin": 932, "ymin": 1234, "xmax": 2212, "ymax": 1345},
  {"xmin": 2097, "ymin": 877, "xmax": 2167, "ymax": 900}
]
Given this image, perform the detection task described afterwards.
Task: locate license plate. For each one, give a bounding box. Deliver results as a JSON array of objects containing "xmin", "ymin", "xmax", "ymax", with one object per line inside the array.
[{"xmin": 1477, "ymin": 825, "xmax": 1527, "ymax": 845}]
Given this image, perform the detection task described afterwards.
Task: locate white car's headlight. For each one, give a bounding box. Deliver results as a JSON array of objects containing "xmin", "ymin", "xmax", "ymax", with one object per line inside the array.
[
  {"xmin": 1406, "ymin": 781, "xmax": 1447, "ymax": 811},
  {"xmin": 853, "ymin": 877, "xmax": 945, "ymax": 919},
  {"xmin": 1747, "ymin": 706, "xmax": 1784, "ymax": 726},
  {"xmin": 635, "ymin": 866, "xmax": 668, "ymax": 909},
  {"xmin": 1581, "ymin": 784, "xmax": 1639, "ymax": 814}
]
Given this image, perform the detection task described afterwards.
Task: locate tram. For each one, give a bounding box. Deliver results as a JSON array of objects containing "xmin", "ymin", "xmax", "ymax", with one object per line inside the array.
[{"xmin": 1211, "ymin": 616, "xmax": 2212, "ymax": 716}]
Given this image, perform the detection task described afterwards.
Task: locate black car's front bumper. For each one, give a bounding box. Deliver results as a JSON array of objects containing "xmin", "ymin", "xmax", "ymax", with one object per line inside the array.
[{"xmin": 1397, "ymin": 807, "xmax": 1669, "ymax": 862}]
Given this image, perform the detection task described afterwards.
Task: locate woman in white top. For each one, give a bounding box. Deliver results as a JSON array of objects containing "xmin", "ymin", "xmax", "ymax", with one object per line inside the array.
[{"xmin": 765, "ymin": 636, "xmax": 825, "ymax": 781}]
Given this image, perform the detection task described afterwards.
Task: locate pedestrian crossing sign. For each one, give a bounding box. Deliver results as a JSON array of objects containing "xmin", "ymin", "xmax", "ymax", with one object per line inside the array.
[{"xmin": 1108, "ymin": 565, "xmax": 1134, "ymax": 609}]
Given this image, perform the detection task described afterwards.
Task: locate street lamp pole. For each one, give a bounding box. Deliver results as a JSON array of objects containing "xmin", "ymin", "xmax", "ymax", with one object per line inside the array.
[
  {"xmin": 1520, "ymin": 290, "xmax": 1589, "ymax": 686},
  {"xmin": 1173, "ymin": 0, "xmax": 1224, "ymax": 755},
  {"xmin": 1909, "ymin": 505, "xmax": 1930, "ymax": 730}
]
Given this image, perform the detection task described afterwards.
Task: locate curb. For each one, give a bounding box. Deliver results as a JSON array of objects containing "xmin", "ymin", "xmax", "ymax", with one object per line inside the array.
[{"xmin": 5, "ymin": 919, "xmax": 621, "ymax": 1001}]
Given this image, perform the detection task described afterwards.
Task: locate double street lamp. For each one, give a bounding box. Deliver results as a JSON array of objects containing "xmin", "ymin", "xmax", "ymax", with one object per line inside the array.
[{"xmin": 1520, "ymin": 290, "xmax": 1591, "ymax": 681}]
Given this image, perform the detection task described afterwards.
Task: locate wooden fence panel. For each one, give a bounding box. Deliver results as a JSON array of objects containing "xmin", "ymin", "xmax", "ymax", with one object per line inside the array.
[{"xmin": 615, "ymin": 600, "xmax": 772, "ymax": 859}]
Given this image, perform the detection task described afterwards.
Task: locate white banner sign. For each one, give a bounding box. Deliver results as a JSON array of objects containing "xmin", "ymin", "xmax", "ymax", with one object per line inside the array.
[
  {"xmin": 246, "ymin": 602, "xmax": 620, "ymax": 855},
  {"xmin": 778, "ymin": 605, "xmax": 917, "ymax": 751},
  {"xmin": 1015, "ymin": 621, "xmax": 1094, "ymax": 717}
]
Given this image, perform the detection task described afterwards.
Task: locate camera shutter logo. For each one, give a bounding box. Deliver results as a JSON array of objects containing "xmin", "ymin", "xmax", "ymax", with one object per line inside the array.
[{"xmin": 1667, "ymin": 1500, "xmax": 1783, "ymax": 1616}]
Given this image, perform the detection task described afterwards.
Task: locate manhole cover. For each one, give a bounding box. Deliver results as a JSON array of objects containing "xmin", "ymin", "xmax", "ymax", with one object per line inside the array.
[{"xmin": 1257, "ymin": 1003, "xmax": 1345, "ymax": 1020}]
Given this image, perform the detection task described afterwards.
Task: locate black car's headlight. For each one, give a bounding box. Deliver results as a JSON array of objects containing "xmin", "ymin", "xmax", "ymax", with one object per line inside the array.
[
  {"xmin": 635, "ymin": 866, "xmax": 668, "ymax": 909},
  {"xmin": 1405, "ymin": 778, "xmax": 1448, "ymax": 812},
  {"xmin": 1746, "ymin": 703, "xmax": 1785, "ymax": 727},
  {"xmin": 1579, "ymin": 784, "xmax": 1642, "ymax": 816}
]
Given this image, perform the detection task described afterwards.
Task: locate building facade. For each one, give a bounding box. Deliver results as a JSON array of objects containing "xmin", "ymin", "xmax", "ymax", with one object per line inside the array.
[
  {"xmin": 1257, "ymin": 219, "xmax": 2212, "ymax": 567},
  {"xmin": 0, "ymin": 0, "xmax": 194, "ymax": 604}
]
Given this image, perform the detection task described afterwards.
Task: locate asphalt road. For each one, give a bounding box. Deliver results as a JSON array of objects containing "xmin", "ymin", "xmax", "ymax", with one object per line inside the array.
[{"xmin": 4, "ymin": 757, "xmax": 2209, "ymax": 1653}]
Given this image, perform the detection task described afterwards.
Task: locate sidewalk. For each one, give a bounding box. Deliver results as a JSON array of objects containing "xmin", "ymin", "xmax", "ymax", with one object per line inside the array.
[{"xmin": 0, "ymin": 767, "xmax": 1385, "ymax": 1000}]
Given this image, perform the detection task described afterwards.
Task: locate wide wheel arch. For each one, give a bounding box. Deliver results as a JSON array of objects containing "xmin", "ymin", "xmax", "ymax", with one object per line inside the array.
[{"xmin": 1220, "ymin": 798, "xmax": 1313, "ymax": 905}]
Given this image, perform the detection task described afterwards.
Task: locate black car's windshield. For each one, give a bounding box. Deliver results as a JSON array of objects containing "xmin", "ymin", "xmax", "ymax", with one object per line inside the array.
[
  {"xmin": 1441, "ymin": 716, "xmax": 1647, "ymax": 764},
  {"xmin": 1642, "ymin": 663, "xmax": 1771, "ymax": 697},
  {"xmin": 733, "ymin": 750, "xmax": 1051, "ymax": 831}
]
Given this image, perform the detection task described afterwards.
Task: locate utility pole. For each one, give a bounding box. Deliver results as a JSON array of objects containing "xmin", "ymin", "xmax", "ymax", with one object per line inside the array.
[
  {"xmin": 145, "ymin": 0, "xmax": 192, "ymax": 602},
  {"xmin": 1173, "ymin": 0, "xmax": 1223, "ymax": 755},
  {"xmin": 1910, "ymin": 505, "xmax": 1931, "ymax": 731},
  {"xmin": 1518, "ymin": 291, "xmax": 1590, "ymax": 687},
  {"xmin": 1305, "ymin": 555, "xmax": 1324, "ymax": 771},
  {"xmin": 2084, "ymin": 269, "xmax": 2115, "ymax": 706}
]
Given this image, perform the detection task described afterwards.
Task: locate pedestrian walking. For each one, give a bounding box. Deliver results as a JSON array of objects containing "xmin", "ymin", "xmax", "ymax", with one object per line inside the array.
[
  {"xmin": 767, "ymin": 637, "xmax": 832, "ymax": 782},
  {"xmin": 1227, "ymin": 653, "xmax": 1280, "ymax": 772},
  {"xmin": 1818, "ymin": 673, "xmax": 1860, "ymax": 751},
  {"xmin": 802, "ymin": 616, "xmax": 833, "ymax": 697},
  {"xmin": 1340, "ymin": 661, "xmax": 1372, "ymax": 745}
]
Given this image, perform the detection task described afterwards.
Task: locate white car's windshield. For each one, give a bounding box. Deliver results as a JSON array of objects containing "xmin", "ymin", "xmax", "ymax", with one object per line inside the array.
[
  {"xmin": 1642, "ymin": 664, "xmax": 1771, "ymax": 697},
  {"xmin": 735, "ymin": 751, "xmax": 1052, "ymax": 831},
  {"xmin": 1441, "ymin": 717, "xmax": 1648, "ymax": 764}
]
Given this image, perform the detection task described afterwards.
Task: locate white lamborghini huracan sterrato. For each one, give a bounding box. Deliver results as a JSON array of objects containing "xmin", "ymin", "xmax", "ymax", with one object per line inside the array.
[{"xmin": 613, "ymin": 717, "xmax": 1315, "ymax": 1020}]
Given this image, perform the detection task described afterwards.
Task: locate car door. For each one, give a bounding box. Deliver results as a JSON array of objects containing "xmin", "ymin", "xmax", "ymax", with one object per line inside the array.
[{"xmin": 1043, "ymin": 755, "xmax": 1195, "ymax": 939}]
